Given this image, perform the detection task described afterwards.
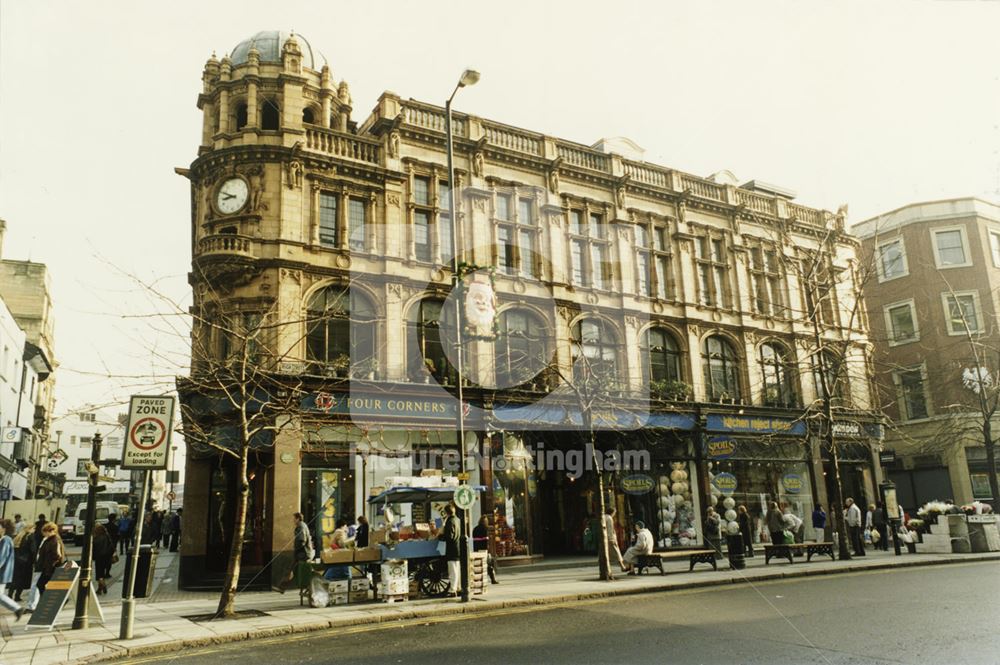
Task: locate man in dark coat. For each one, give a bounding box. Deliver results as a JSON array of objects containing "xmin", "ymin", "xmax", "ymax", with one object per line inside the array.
[{"xmin": 438, "ymin": 504, "xmax": 461, "ymax": 597}]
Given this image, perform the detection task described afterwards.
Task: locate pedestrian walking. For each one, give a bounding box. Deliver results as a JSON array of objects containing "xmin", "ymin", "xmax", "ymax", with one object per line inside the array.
[
  {"xmin": 117, "ymin": 514, "xmax": 133, "ymax": 555},
  {"xmin": 161, "ymin": 511, "xmax": 175, "ymax": 551},
  {"xmin": 622, "ymin": 521, "xmax": 655, "ymax": 573},
  {"xmin": 106, "ymin": 513, "xmax": 119, "ymax": 553},
  {"xmin": 472, "ymin": 516, "xmax": 499, "ymax": 584},
  {"xmin": 765, "ymin": 501, "xmax": 785, "ymax": 546},
  {"xmin": 737, "ymin": 505, "xmax": 754, "ymax": 557},
  {"xmin": 13, "ymin": 515, "xmax": 25, "ymax": 536},
  {"xmin": 32, "ymin": 514, "xmax": 46, "ymax": 548},
  {"xmin": 844, "ymin": 498, "xmax": 865, "ymax": 556},
  {"xmin": 34, "ymin": 523, "xmax": 64, "ymax": 599},
  {"xmin": 438, "ymin": 504, "xmax": 461, "ymax": 597},
  {"xmin": 275, "ymin": 513, "xmax": 314, "ymax": 593},
  {"xmin": 92, "ymin": 524, "xmax": 116, "ymax": 595},
  {"xmin": 355, "ymin": 515, "xmax": 369, "ymax": 548},
  {"xmin": 600, "ymin": 508, "xmax": 625, "ymax": 573},
  {"xmin": 151, "ymin": 511, "xmax": 163, "ymax": 548},
  {"xmin": 11, "ymin": 525, "xmax": 36, "ymax": 602},
  {"xmin": 171, "ymin": 509, "xmax": 182, "ymax": 552},
  {"xmin": 0, "ymin": 520, "xmax": 24, "ymax": 621},
  {"xmin": 873, "ymin": 503, "xmax": 889, "ymax": 551}
]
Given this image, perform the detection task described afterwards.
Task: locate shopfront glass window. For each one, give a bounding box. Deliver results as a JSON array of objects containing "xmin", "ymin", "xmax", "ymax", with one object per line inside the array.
[
  {"xmin": 491, "ymin": 434, "xmax": 535, "ymax": 557},
  {"xmin": 650, "ymin": 460, "xmax": 702, "ymax": 547},
  {"xmin": 301, "ymin": 465, "xmax": 356, "ymax": 551}
]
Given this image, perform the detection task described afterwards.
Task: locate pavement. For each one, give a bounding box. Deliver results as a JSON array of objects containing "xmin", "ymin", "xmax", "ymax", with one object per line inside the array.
[{"xmin": 1, "ymin": 545, "xmax": 998, "ymax": 665}]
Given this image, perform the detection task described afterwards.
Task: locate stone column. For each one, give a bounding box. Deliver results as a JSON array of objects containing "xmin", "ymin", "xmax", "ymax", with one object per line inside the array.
[{"xmin": 270, "ymin": 420, "xmax": 301, "ymax": 587}]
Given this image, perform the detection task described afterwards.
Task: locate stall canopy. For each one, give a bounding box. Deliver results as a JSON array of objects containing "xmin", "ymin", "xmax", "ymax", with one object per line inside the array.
[{"xmin": 368, "ymin": 486, "xmax": 486, "ymax": 505}]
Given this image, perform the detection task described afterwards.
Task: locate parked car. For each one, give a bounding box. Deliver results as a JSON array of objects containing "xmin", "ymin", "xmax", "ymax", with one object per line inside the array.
[{"xmin": 61, "ymin": 516, "xmax": 79, "ymax": 544}]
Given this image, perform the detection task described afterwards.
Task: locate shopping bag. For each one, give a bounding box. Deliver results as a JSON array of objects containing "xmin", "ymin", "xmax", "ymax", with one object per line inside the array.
[{"xmin": 782, "ymin": 530, "xmax": 794, "ymax": 544}]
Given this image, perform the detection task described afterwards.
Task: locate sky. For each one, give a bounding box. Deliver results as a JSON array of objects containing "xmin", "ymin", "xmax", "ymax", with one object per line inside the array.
[{"xmin": 1, "ymin": 0, "xmax": 999, "ymax": 415}]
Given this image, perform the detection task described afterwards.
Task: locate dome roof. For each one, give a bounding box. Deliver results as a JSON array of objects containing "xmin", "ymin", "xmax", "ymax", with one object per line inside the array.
[{"xmin": 230, "ymin": 31, "xmax": 323, "ymax": 70}]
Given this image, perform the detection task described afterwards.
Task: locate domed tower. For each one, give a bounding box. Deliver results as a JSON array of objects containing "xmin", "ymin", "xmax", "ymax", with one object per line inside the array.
[{"xmin": 180, "ymin": 31, "xmax": 385, "ymax": 590}]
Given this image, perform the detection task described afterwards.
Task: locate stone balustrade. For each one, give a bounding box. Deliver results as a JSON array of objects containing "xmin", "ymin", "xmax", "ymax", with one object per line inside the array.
[
  {"xmin": 197, "ymin": 234, "xmax": 256, "ymax": 257},
  {"xmin": 305, "ymin": 127, "xmax": 380, "ymax": 165}
]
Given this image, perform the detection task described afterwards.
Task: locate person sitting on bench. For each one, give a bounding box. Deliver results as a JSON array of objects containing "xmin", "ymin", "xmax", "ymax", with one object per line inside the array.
[{"xmin": 622, "ymin": 521, "xmax": 655, "ymax": 574}]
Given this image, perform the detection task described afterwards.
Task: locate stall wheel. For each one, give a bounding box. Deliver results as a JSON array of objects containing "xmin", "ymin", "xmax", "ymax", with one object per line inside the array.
[{"xmin": 417, "ymin": 560, "xmax": 450, "ymax": 597}]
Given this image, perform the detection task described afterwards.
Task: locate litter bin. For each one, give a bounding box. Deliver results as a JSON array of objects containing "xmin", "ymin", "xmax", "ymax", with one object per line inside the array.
[
  {"xmin": 122, "ymin": 545, "xmax": 158, "ymax": 598},
  {"xmin": 726, "ymin": 534, "xmax": 745, "ymax": 570}
]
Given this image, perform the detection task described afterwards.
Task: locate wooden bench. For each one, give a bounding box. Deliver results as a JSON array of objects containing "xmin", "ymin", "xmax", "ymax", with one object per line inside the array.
[
  {"xmin": 763, "ymin": 541, "xmax": 836, "ymax": 564},
  {"xmin": 635, "ymin": 549, "xmax": 719, "ymax": 575}
]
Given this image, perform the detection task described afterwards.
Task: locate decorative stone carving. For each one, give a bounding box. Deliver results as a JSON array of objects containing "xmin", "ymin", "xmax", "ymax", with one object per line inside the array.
[
  {"xmin": 513, "ymin": 280, "xmax": 526, "ymax": 294},
  {"xmin": 387, "ymin": 282, "xmax": 403, "ymax": 297},
  {"xmin": 472, "ymin": 198, "xmax": 487, "ymax": 212},
  {"xmin": 280, "ymin": 268, "xmax": 302, "ymax": 284},
  {"xmin": 286, "ymin": 160, "xmax": 303, "ymax": 190},
  {"xmin": 652, "ymin": 301, "xmax": 664, "ymax": 314},
  {"xmin": 626, "ymin": 315, "xmax": 639, "ymax": 330},
  {"xmin": 389, "ymin": 131, "xmax": 400, "ymax": 158},
  {"xmin": 387, "ymin": 193, "xmax": 400, "ymax": 206},
  {"xmin": 335, "ymin": 254, "xmax": 351, "ymax": 269},
  {"xmin": 744, "ymin": 330, "xmax": 757, "ymax": 345},
  {"xmin": 473, "ymin": 151, "xmax": 484, "ymax": 177},
  {"xmin": 557, "ymin": 306, "xmax": 575, "ymax": 322},
  {"xmin": 616, "ymin": 186, "xmax": 626, "ymax": 208},
  {"xmin": 431, "ymin": 268, "xmax": 446, "ymax": 283},
  {"xmin": 247, "ymin": 165, "xmax": 266, "ymax": 211},
  {"xmin": 548, "ymin": 169, "xmax": 559, "ymax": 193},
  {"xmin": 688, "ymin": 324, "xmax": 700, "ymax": 338},
  {"xmin": 586, "ymin": 292, "xmax": 599, "ymax": 305}
]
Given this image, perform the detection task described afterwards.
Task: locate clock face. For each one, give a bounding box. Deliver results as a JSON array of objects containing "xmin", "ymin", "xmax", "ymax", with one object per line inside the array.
[{"xmin": 216, "ymin": 177, "xmax": 249, "ymax": 215}]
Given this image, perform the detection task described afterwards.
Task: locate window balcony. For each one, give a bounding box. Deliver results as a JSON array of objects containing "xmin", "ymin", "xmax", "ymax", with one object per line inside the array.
[{"xmin": 196, "ymin": 233, "xmax": 257, "ymax": 259}]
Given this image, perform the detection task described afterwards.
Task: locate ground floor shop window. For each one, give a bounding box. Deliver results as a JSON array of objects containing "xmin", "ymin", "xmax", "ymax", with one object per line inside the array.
[
  {"xmin": 624, "ymin": 459, "xmax": 701, "ymax": 548},
  {"xmin": 206, "ymin": 457, "xmax": 267, "ymax": 571},
  {"xmin": 490, "ymin": 434, "xmax": 536, "ymax": 557},
  {"xmin": 301, "ymin": 459, "xmax": 356, "ymax": 551}
]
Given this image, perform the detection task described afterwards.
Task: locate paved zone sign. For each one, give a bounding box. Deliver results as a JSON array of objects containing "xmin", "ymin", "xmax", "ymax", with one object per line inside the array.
[{"xmin": 122, "ymin": 395, "xmax": 175, "ymax": 470}]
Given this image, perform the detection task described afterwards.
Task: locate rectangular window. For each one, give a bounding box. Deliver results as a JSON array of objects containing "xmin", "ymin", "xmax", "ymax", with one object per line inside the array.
[
  {"xmin": 348, "ymin": 198, "xmax": 366, "ymax": 251},
  {"xmin": 518, "ymin": 199, "xmax": 533, "ymax": 225},
  {"xmin": 934, "ymin": 228, "xmax": 968, "ymax": 267},
  {"xmin": 439, "ymin": 181, "xmax": 451, "ymax": 211},
  {"xmin": 571, "ymin": 239, "xmax": 588, "ymax": 286},
  {"xmin": 886, "ymin": 302, "xmax": 918, "ymax": 344},
  {"xmin": 319, "ymin": 192, "xmax": 338, "ymax": 246},
  {"xmin": 413, "ymin": 176, "xmax": 431, "ymax": 206},
  {"xmin": 496, "ymin": 194, "xmax": 511, "ymax": 221},
  {"xmin": 518, "ymin": 229, "xmax": 535, "ymax": 277},
  {"xmin": 990, "ymin": 231, "xmax": 1000, "ymax": 268},
  {"xmin": 878, "ymin": 239, "xmax": 907, "ymax": 280},
  {"xmin": 570, "ymin": 210, "xmax": 585, "ymax": 235},
  {"xmin": 944, "ymin": 292, "xmax": 981, "ymax": 334},
  {"xmin": 897, "ymin": 368, "xmax": 928, "ymax": 420},
  {"xmin": 695, "ymin": 235, "xmax": 727, "ymax": 308},
  {"xmin": 654, "ymin": 256, "xmax": 669, "ymax": 299},
  {"xmin": 498, "ymin": 227, "xmax": 515, "ymax": 274},
  {"xmin": 636, "ymin": 252, "xmax": 650, "ymax": 296},
  {"xmin": 414, "ymin": 211, "xmax": 431, "ymax": 262},
  {"xmin": 439, "ymin": 214, "xmax": 453, "ymax": 263},
  {"xmin": 635, "ymin": 222, "xmax": 672, "ymax": 300},
  {"xmin": 591, "ymin": 244, "xmax": 609, "ymax": 289},
  {"xmin": 589, "ymin": 213, "xmax": 605, "ymax": 239}
]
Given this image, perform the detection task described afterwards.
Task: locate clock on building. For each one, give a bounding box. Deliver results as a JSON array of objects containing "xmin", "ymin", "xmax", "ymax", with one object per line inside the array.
[{"xmin": 215, "ymin": 177, "xmax": 249, "ymax": 215}]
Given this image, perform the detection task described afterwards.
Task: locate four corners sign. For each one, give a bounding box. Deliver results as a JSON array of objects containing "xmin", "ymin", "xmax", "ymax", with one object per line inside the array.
[{"xmin": 122, "ymin": 395, "xmax": 175, "ymax": 470}]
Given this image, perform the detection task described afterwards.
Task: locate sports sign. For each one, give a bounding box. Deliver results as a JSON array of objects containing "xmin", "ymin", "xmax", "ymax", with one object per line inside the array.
[{"xmin": 122, "ymin": 395, "xmax": 175, "ymax": 470}]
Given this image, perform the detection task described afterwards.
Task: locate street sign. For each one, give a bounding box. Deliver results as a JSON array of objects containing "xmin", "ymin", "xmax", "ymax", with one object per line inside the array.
[
  {"xmin": 166, "ymin": 491, "xmax": 176, "ymax": 502},
  {"xmin": 48, "ymin": 449, "xmax": 68, "ymax": 467},
  {"xmin": 121, "ymin": 395, "xmax": 175, "ymax": 470},
  {"xmin": 0, "ymin": 489, "xmax": 11, "ymax": 501},
  {"xmin": 1, "ymin": 427, "xmax": 21, "ymax": 443},
  {"xmin": 453, "ymin": 485, "xmax": 475, "ymax": 510},
  {"xmin": 879, "ymin": 450, "xmax": 896, "ymax": 466}
]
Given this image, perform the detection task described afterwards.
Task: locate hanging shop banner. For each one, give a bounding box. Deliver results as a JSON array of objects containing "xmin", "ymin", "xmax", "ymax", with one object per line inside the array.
[
  {"xmin": 706, "ymin": 438, "xmax": 737, "ymax": 460},
  {"xmin": 122, "ymin": 395, "xmax": 175, "ymax": 470},
  {"xmin": 620, "ymin": 474, "xmax": 655, "ymax": 495},
  {"xmin": 712, "ymin": 472, "xmax": 738, "ymax": 496},
  {"xmin": 705, "ymin": 414, "xmax": 807, "ymax": 436},
  {"xmin": 781, "ymin": 473, "xmax": 804, "ymax": 494}
]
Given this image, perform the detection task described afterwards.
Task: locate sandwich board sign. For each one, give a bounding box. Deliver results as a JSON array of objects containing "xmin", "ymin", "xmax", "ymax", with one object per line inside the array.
[
  {"xmin": 122, "ymin": 395, "xmax": 175, "ymax": 470},
  {"xmin": 25, "ymin": 564, "xmax": 104, "ymax": 631}
]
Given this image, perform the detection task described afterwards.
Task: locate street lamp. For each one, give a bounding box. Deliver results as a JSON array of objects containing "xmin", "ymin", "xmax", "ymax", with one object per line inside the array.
[{"xmin": 445, "ymin": 68, "xmax": 479, "ymax": 603}]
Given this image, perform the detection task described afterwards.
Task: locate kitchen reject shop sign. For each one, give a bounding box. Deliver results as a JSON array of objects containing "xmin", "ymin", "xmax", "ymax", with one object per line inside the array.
[{"xmin": 122, "ymin": 395, "xmax": 175, "ymax": 470}]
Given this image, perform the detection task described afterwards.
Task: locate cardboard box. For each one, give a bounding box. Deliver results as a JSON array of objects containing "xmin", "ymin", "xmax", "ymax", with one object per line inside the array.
[
  {"xmin": 330, "ymin": 593, "xmax": 349, "ymax": 606},
  {"xmin": 378, "ymin": 579, "xmax": 408, "ymax": 596},
  {"xmin": 414, "ymin": 523, "xmax": 432, "ymax": 539},
  {"xmin": 349, "ymin": 590, "xmax": 370, "ymax": 604},
  {"xmin": 354, "ymin": 546, "xmax": 381, "ymax": 563},
  {"xmin": 370, "ymin": 529, "xmax": 387, "ymax": 545},
  {"xmin": 327, "ymin": 579, "xmax": 350, "ymax": 594},
  {"xmin": 321, "ymin": 548, "xmax": 354, "ymax": 564},
  {"xmin": 350, "ymin": 577, "xmax": 370, "ymax": 591},
  {"xmin": 381, "ymin": 560, "xmax": 407, "ymax": 582},
  {"xmin": 420, "ymin": 469, "xmax": 442, "ymax": 477}
]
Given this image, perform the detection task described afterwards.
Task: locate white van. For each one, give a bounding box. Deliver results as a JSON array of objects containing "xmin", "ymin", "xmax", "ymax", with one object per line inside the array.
[{"xmin": 74, "ymin": 501, "xmax": 121, "ymax": 541}]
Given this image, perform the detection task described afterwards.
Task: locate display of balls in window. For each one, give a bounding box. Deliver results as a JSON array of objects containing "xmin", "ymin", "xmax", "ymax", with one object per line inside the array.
[
  {"xmin": 671, "ymin": 481, "xmax": 687, "ymax": 494},
  {"xmin": 726, "ymin": 521, "xmax": 740, "ymax": 535},
  {"xmin": 725, "ymin": 509, "xmax": 737, "ymax": 522},
  {"xmin": 670, "ymin": 469, "xmax": 687, "ymax": 482},
  {"xmin": 673, "ymin": 495, "xmax": 686, "ymax": 509},
  {"xmin": 660, "ymin": 520, "xmax": 672, "ymax": 534},
  {"xmin": 658, "ymin": 495, "xmax": 671, "ymax": 509},
  {"xmin": 659, "ymin": 508, "xmax": 673, "ymax": 522},
  {"xmin": 723, "ymin": 497, "xmax": 736, "ymax": 510},
  {"xmin": 671, "ymin": 462, "xmax": 685, "ymax": 471},
  {"xmin": 711, "ymin": 493, "xmax": 720, "ymax": 506}
]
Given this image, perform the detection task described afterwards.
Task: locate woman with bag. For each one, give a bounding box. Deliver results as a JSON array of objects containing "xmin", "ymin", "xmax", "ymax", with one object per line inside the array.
[
  {"xmin": 737, "ymin": 505, "xmax": 754, "ymax": 557},
  {"xmin": 11, "ymin": 524, "xmax": 36, "ymax": 602},
  {"xmin": 92, "ymin": 523, "xmax": 116, "ymax": 595},
  {"xmin": 35, "ymin": 522, "xmax": 64, "ymax": 596},
  {"xmin": 275, "ymin": 512, "xmax": 314, "ymax": 593},
  {"xmin": 765, "ymin": 502, "xmax": 785, "ymax": 548}
]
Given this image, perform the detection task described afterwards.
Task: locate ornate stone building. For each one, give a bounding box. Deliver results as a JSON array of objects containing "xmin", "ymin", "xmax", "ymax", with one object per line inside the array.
[{"xmin": 178, "ymin": 30, "xmax": 882, "ymax": 588}]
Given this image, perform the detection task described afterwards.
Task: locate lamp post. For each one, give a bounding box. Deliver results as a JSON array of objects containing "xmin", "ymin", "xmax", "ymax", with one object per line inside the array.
[
  {"xmin": 446, "ymin": 68, "xmax": 479, "ymax": 603},
  {"xmin": 72, "ymin": 431, "xmax": 102, "ymax": 630}
]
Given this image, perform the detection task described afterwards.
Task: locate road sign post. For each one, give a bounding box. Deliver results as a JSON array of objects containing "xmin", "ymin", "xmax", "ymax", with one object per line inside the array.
[
  {"xmin": 72, "ymin": 432, "xmax": 103, "ymax": 629},
  {"xmin": 119, "ymin": 395, "xmax": 175, "ymax": 640}
]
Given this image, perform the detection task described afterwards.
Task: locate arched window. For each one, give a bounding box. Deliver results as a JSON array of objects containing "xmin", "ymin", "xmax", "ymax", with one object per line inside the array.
[
  {"xmin": 302, "ymin": 107, "xmax": 316, "ymax": 124},
  {"xmin": 305, "ymin": 285, "xmax": 376, "ymax": 377},
  {"xmin": 235, "ymin": 103, "xmax": 248, "ymax": 131},
  {"xmin": 407, "ymin": 298, "xmax": 456, "ymax": 385},
  {"xmin": 702, "ymin": 335, "xmax": 741, "ymax": 401},
  {"xmin": 642, "ymin": 327, "xmax": 682, "ymax": 385},
  {"xmin": 495, "ymin": 309, "xmax": 549, "ymax": 388},
  {"xmin": 759, "ymin": 342, "xmax": 796, "ymax": 407},
  {"xmin": 571, "ymin": 318, "xmax": 619, "ymax": 385},
  {"xmin": 261, "ymin": 99, "xmax": 280, "ymax": 131}
]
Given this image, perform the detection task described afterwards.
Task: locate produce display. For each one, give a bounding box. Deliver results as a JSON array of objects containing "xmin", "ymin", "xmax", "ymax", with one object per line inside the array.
[{"xmin": 657, "ymin": 462, "xmax": 699, "ymax": 547}]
